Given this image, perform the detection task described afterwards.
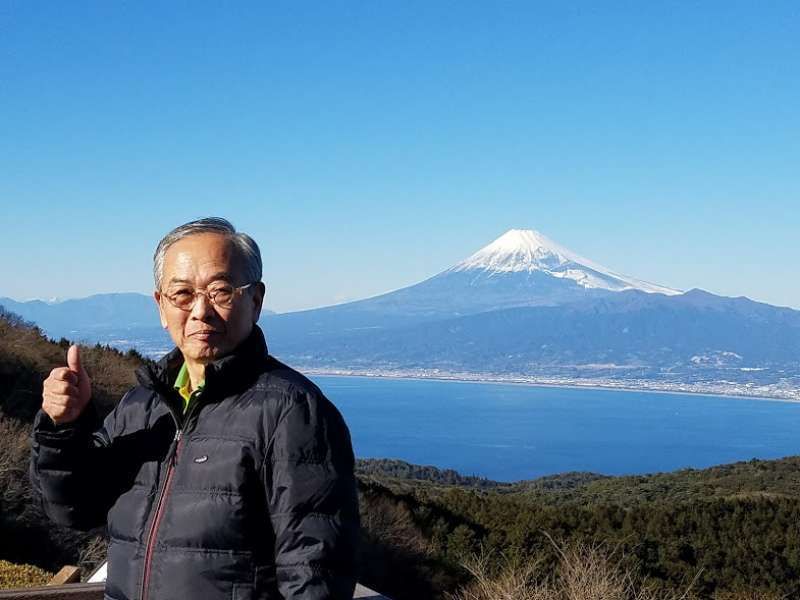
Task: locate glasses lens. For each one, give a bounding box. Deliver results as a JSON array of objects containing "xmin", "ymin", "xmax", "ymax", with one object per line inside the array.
[
  {"xmin": 209, "ymin": 285, "xmax": 234, "ymax": 308},
  {"xmin": 164, "ymin": 283, "xmax": 242, "ymax": 310},
  {"xmin": 168, "ymin": 289, "xmax": 195, "ymax": 310}
]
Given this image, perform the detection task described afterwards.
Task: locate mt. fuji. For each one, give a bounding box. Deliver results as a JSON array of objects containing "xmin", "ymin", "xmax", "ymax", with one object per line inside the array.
[
  {"xmin": 259, "ymin": 228, "xmax": 690, "ymax": 351},
  {"xmin": 451, "ymin": 229, "xmax": 679, "ymax": 296},
  {"xmin": 309, "ymin": 228, "xmax": 681, "ymax": 321}
]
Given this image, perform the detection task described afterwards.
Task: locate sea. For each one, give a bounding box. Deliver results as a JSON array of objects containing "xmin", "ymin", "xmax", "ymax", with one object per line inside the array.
[{"xmin": 310, "ymin": 375, "xmax": 800, "ymax": 482}]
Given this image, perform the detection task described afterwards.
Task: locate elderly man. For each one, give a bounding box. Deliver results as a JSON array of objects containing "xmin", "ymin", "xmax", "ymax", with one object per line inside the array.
[{"xmin": 30, "ymin": 218, "xmax": 360, "ymax": 600}]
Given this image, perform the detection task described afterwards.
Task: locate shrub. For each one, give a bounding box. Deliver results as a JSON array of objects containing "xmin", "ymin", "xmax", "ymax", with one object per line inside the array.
[
  {"xmin": 449, "ymin": 538, "xmax": 699, "ymax": 600},
  {"xmin": 0, "ymin": 559, "xmax": 52, "ymax": 589}
]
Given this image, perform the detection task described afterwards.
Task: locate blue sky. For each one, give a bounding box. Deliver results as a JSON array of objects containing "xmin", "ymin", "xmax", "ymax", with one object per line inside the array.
[{"xmin": 1, "ymin": 2, "xmax": 798, "ymax": 312}]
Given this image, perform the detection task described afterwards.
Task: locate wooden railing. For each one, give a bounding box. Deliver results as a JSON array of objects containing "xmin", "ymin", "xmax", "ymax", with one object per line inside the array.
[
  {"xmin": 0, "ymin": 578, "xmax": 388, "ymax": 599},
  {"xmin": 0, "ymin": 567, "xmax": 389, "ymax": 600},
  {"xmin": 0, "ymin": 583, "xmax": 102, "ymax": 600}
]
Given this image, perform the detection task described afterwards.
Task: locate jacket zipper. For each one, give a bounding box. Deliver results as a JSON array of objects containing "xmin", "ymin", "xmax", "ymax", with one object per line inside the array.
[
  {"xmin": 140, "ymin": 426, "xmax": 183, "ymax": 600},
  {"xmin": 138, "ymin": 382, "xmax": 208, "ymax": 600}
]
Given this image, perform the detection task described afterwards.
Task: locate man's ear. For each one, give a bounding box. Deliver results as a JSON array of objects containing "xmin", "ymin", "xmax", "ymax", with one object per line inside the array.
[
  {"xmin": 153, "ymin": 291, "xmax": 168, "ymax": 329},
  {"xmin": 251, "ymin": 282, "xmax": 266, "ymax": 322}
]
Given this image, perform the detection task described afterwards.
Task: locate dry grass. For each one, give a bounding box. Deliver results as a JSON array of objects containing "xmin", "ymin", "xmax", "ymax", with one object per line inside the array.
[
  {"xmin": 0, "ymin": 559, "xmax": 52, "ymax": 589},
  {"xmin": 77, "ymin": 535, "xmax": 108, "ymax": 582},
  {"xmin": 359, "ymin": 489, "xmax": 431, "ymax": 555},
  {"xmin": 449, "ymin": 536, "xmax": 700, "ymax": 600},
  {"xmin": 0, "ymin": 416, "xmax": 34, "ymax": 508},
  {"xmin": 451, "ymin": 550, "xmax": 550, "ymax": 600},
  {"xmin": 712, "ymin": 593, "xmax": 789, "ymax": 600},
  {"xmin": 450, "ymin": 537, "xmax": 788, "ymax": 600}
]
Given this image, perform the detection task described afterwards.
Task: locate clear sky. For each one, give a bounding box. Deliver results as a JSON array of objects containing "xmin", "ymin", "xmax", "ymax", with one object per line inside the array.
[{"xmin": 1, "ymin": 2, "xmax": 798, "ymax": 312}]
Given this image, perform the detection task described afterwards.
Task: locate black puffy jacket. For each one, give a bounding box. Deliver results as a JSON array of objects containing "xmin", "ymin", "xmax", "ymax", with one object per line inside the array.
[{"xmin": 30, "ymin": 326, "xmax": 360, "ymax": 600}]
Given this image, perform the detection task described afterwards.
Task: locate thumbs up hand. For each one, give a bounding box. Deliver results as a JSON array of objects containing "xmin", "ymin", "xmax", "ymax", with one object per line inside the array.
[{"xmin": 42, "ymin": 345, "xmax": 93, "ymax": 425}]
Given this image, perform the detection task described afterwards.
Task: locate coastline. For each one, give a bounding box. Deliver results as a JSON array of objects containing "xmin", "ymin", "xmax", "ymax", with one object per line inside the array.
[{"xmin": 302, "ymin": 368, "xmax": 800, "ymax": 403}]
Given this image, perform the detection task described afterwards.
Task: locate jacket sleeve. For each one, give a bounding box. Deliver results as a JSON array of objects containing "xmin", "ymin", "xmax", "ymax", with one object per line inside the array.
[
  {"xmin": 265, "ymin": 387, "xmax": 360, "ymax": 600},
  {"xmin": 29, "ymin": 395, "xmax": 128, "ymax": 531}
]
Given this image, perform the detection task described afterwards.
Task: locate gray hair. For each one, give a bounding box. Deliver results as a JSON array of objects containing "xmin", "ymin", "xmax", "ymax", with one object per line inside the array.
[{"xmin": 153, "ymin": 217, "xmax": 262, "ymax": 289}]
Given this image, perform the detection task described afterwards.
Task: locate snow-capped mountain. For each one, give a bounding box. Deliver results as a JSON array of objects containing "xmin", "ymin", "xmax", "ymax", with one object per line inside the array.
[
  {"xmin": 308, "ymin": 228, "xmax": 681, "ymax": 320},
  {"xmin": 450, "ymin": 229, "xmax": 680, "ymax": 296}
]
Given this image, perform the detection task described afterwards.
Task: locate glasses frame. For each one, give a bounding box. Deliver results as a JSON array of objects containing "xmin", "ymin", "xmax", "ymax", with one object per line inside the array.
[{"xmin": 161, "ymin": 282, "xmax": 255, "ymax": 312}]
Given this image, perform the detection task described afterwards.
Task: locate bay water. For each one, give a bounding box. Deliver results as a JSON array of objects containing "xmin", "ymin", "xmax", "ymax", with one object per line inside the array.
[{"xmin": 312, "ymin": 375, "xmax": 800, "ymax": 482}]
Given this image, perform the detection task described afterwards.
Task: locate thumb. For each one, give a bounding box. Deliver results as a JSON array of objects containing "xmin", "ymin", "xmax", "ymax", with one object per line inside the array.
[{"xmin": 67, "ymin": 344, "xmax": 83, "ymax": 374}]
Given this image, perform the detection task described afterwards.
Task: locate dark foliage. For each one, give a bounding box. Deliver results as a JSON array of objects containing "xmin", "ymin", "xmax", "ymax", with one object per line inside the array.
[{"xmin": 357, "ymin": 458, "xmax": 505, "ymax": 489}]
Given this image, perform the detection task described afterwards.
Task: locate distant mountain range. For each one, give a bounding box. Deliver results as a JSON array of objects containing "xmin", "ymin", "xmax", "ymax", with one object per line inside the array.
[
  {"xmin": 0, "ymin": 292, "xmax": 159, "ymax": 332},
  {"xmin": 2, "ymin": 229, "xmax": 799, "ymax": 395}
]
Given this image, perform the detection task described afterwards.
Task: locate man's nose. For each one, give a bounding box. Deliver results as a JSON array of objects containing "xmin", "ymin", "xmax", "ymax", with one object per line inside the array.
[{"xmin": 190, "ymin": 291, "xmax": 217, "ymax": 318}]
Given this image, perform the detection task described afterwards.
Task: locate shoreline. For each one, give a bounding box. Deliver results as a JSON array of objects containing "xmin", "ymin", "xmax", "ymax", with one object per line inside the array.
[{"xmin": 302, "ymin": 368, "xmax": 800, "ymax": 403}]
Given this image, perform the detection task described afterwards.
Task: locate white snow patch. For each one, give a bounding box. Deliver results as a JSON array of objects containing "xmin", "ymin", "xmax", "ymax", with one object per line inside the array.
[{"xmin": 450, "ymin": 229, "xmax": 681, "ymax": 295}]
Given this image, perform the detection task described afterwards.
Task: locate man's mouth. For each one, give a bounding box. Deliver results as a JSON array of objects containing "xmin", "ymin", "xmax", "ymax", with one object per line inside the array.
[{"xmin": 190, "ymin": 330, "xmax": 222, "ymax": 339}]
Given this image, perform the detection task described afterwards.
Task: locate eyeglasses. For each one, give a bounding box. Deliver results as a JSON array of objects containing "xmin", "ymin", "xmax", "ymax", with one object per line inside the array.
[{"xmin": 161, "ymin": 282, "xmax": 255, "ymax": 311}]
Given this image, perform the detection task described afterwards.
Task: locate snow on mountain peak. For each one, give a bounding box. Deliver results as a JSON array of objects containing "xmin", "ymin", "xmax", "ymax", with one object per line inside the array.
[
  {"xmin": 450, "ymin": 228, "xmax": 681, "ymax": 296},
  {"xmin": 454, "ymin": 229, "xmax": 575, "ymax": 272}
]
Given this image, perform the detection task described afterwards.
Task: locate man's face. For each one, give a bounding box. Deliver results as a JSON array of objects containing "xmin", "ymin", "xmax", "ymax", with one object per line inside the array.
[{"xmin": 154, "ymin": 233, "xmax": 264, "ymax": 365}]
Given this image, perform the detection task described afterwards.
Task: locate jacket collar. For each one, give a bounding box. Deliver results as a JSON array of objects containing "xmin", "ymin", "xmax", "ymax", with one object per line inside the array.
[{"xmin": 136, "ymin": 324, "xmax": 269, "ymax": 401}]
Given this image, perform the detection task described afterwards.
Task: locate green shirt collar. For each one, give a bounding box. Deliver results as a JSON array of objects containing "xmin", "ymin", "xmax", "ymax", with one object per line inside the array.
[{"xmin": 174, "ymin": 362, "xmax": 205, "ymax": 412}]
